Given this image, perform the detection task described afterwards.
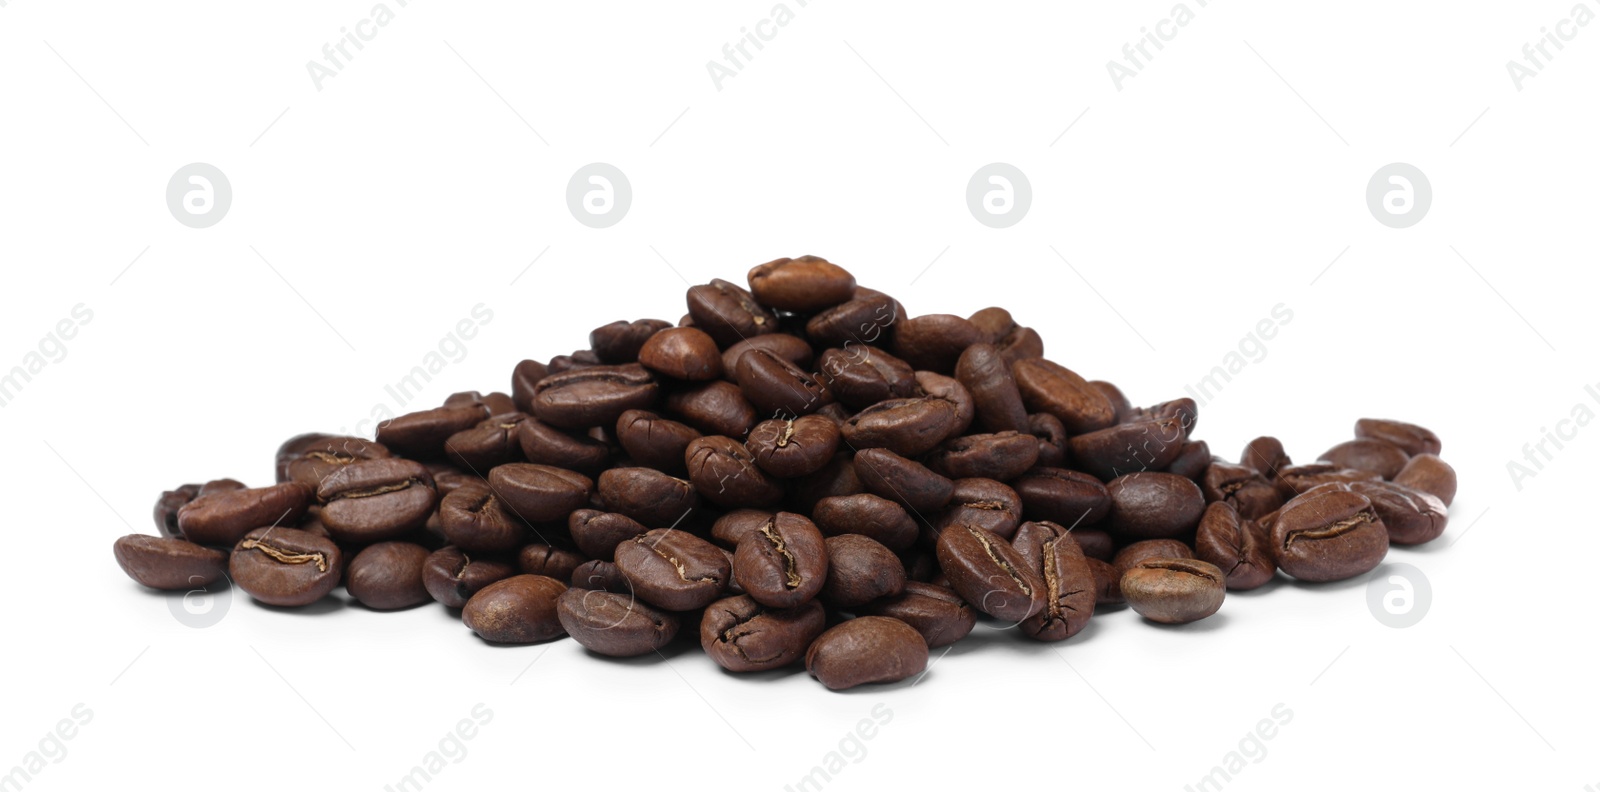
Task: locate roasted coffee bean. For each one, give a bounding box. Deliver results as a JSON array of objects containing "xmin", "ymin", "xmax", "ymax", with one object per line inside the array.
[
  {"xmin": 1393, "ymin": 454, "xmax": 1457, "ymax": 507},
  {"xmin": 1270, "ymin": 487, "xmax": 1389, "ymax": 582},
  {"xmin": 935, "ymin": 525, "xmax": 1045, "ymax": 622},
  {"xmin": 614, "ymin": 529, "xmax": 730, "ymax": 611},
  {"xmin": 956, "ymin": 344, "xmax": 1030, "ymax": 434},
  {"xmin": 663, "ymin": 380, "xmax": 758, "ymax": 438},
  {"xmin": 282, "ymin": 437, "xmax": 392, "ymax": 490},
  {"xmin": 427, "ymin": 466, "xmax": 477, "ymax": 497},
  {"xmin": 589, "ymin": 318, "xmax": 672, "ymax": 364},
  {"xmin": 1086, "ymin": 557, "xmax": 1124, "ymax": 606},
  {"xmin": 1126, "ymin": 398, "xmax": 1199, "ymax": 438},
  {"xmin": 377, "ymin": 405, "xmax": 488, "ymax": 459},
  {"xmin": 735, "ymin": 348, "xmax": 832, "ymax": 416},
  {"xmin": 891, "ymin": 314, "xmax": 982, "ymax": 373},
  {"xmin": 177, "ymin": 482, "xmax": 312, "ymax": 548},
  {"xmin": 746, "ymin": 415, "xmax": 839, "ymax": 478},
  {"xmin": 557, "ymin": 589, "xmax": 679, "ymax": 657},
  {"xmin": 1194, "ymin": 502, "xmax": 1276, "ymax": 590},
  {"xmin": 1320, "ymin": 439, "xmax": 1409, "ymax": 480},
  {"xmin": 1274, "ymin": 463, "xmax": 1380, "ymax": 499},
  {"xmin": 1201, "ymin": 461, "xmax": 1284, "ymax": 520},
  {"xmin": 996, "ymin": 325, "xmax": 1044, "ymax": 365},
  {"xmin": 422, "ymin": 547, "xmax": 516, "ymax": 608},
  {"xmin": 598, "ymin": 467, "xmax": 700, "ymax": 527},
  {"xmin": 731, "ymin": 512, "xmax": 828, "ymax": 608},
  {"xmin": 816, "ymin": 346, "xmax": 918, "ymax": 410},
  {"xmin": 275, "ymin": 433, "xmax": 333, "ymax": 481},
  {"xmin": 1347, "ymin": 481, "xmax": 1449, "ymax": 546},
  {"xmin": 785, "ymin": 454, "xmax": 863, "ymax": 514},
  {"xmin": 685, "ymin": 435, "xmax": 784, "ymax": 508},
  {"xmin": 1106, "ymin": 473, "xmax": 1205, "ymax": 541},
  {"xmin": 613, "ymin": 410, "xmax": 701, "ymax": 476},
  {"xmin": 820, "ymin": 534, "xmax": 906, "ymax": 609},
  {"xmin": 1355, "ymin": 418, "xmax": 1442, "ymax": 457},
  {"xmin": 637, "ymin": 327, "xmax": 723, "ymax": 381},
  {"xmin": 841, "ymin": 396, "xmax": 962, "ymax": 458},
  {"xmin": 723, "ymin": 334, "xmax": 815, "ymax": 376},
  {"xmin": 858, "ymin": 581, "xmax": 976, "ymax": 647},
  {"xmin": 1012, "ymin": 358, "xmax": 1117, "ymax": 434},
  {"xmin": 1014, "ymin": 468, "xmax": 1110, "ymax": 527},
  {"xmin": 569, "ymin": 559, "xmax": 631, "ymax": 592},
  {"xmin": 230, "ymin": 527, "xmax": 344, "ymax": 607},
  {"xmin": 510, "ymin": 359, "xmax": 549, "ymax": 413},
  {"xmin": 516, "ymin": 544, "xmax": 586, "ymax": 582},
  {"xmin": 444, "ymin": 413, "xmax": 528, "ymax": 471},
  {"xmin": 747, "ymin": 255, "xmax": 856, "ymax": 313},
  {"xmin": 548, "ymin": 349, "xmax": 602, "ymax": 374},
  {"xmin": 813, "ymin": 494, "xmax": 919, "ymax": 551},
  {"xmin": 153, "ymin": 484, "xmax": 201, "ymax": 538},
  {"xmin": 445, "ymin": 391, "xmax": 518, "ymax": 416},
  {"xmin": 487, "ymin": 464, "xmax": 593, "ymax": 524},
  {"xmin": 113, "ymin": 535, "xmax": 228, "ymax": 590},
  {"xmin": 438, "ymin": 484, "xmax": 529, "ymax": 554},
  {"xmin": 530, "ymin": 364, "xmax": 658, "ymax": 430},
  {"xmin": 685, "ymin": 279, "xmax": 777, "ymax": 347},
  {"xmin": 1241, "ymin": 436, "xmax": 1292, "ymax": 478},
  {"xmin": 913, "ymin": 371, "xmax": 975, "ymax": 438},
  {"xmin": 1088, "ymin": 380, "xmax": 1134, "ymax": 422},
  {"xmin": 515, "ymin": 418, "xmax": 611, "ymax": 477},
  {"xmin": 1166, "ymin": 440, "xmax": 1212, "ymax": 481},
  {"xmin": 934, "ymin": 478, "xmax": 1024, "ymax": 541},
  {"xmin": 1028, "ymin": 413, "xmax": 1070, "ymax": 468},
  {"xmin": 1112, "ymin": 539, "xmax": 1196, "ymax": 579},
  {"xmin": 346, "ymin": 541, "xmax": 431, "ymax": 610},
  {"xmin": 967, "ymin": 307, "xmax": 1016, "ymax": 345},
  {"xmin": 1072, "ymin": 529, "xmax": 1114, "ymax": 561},
  {"xmin": 922, "ymin": 431, "xmax": 1038, "ymax": 482},
  {"xmin": 700, "ymin": 595, "xmax": 826, "ymax": 672},
  {"xmin": 1068, "ymin": 417, "xmax": 1187, "ymax": 481},
  {"xmin": 316, "ymin": 459, "xmax": 437, "ymax": 544},
  {"xmin": 198, "ymin": 478, "xmax": 247, "ymax": 497},
  {"xmin": 1121, "ymin": 559, "xmax": 1225, "ymax": 624},
  {"xmin": 567, "ymin": 509, "xmax": 647, "ymax": 560},
  {"xmin": 805, "ymin": 292, "xmax": 899, "ymax": 349},
  {"xmin": 462, "ymin": 574, "xmax": 567, "ymax": 644},
  {"xmin": 806, "ymin": 616, "xmax": 928, "ymax": 690},
  {"xmin": 710, "ymin": 509, "xmax": 775, "ymax": 549},
  {"xmin": 1012, "ymin": 521, "xmax": 1096, "ymax": 641},
  {"xmin": 854, "ymin": 448, "xmax": 953, "ymax": 515}
]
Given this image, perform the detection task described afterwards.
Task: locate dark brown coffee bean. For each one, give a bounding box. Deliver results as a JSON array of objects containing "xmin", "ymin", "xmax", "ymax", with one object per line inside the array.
[
  {"xmin": 1088, "ymin": 380, "xmax": 1134, "ymax": 422},
  {"xmin": 1086, "ymin": 557, "xmax": 1124, "ymax": 606},
  {"xmin": 612, "ymin": 410, "xmax": 700, "ymax": 477},
  {"xmin": 462, "ymin": 574, "xmax": 567, "ymax": 644},
  {"xmin": 806, "ymin": 616, "xmax": 928, "ymax": 690},
  {"xmin": 735, "ymin": 348, "xmax": 833, "ymax": 416},
  {"xmin": 913, "ymin": 371, "xmax": 976, "ymax": 437},
  {"xmin": 935, "ymin": 525, "xmax": 1045, "ymax": 622},
  {"xmin": 1112, "ymin": 539, "xmax": 1196, "ymax": 579},
  {"xmin": 707, "ymin": 509, "xmax": 771, "ymax": 549},
  {"xmin": 747, "ymin": 255, "xmax": 856, "ymax": 313},
  {"xmin": 1072, "ymin": 529, "xmax": 1114, "ymax": 561},
  {"xmin": 1348, "ymin": 481, "xmax": 1449, "ymax": 546},
  {"xmin": 1126, "ymin": 398, "xmax": 1199, "ymax": 439},
  {"xmin": 569, "ymin": 559, "xmax": 631, "ymax": 592},
  {"xmin": 854, "ymin": 448, "xmax": 953, "ymax": 515},
  {"xmin": 1201, "ymin": 461, "xmax": 1284, "ymax": 520},
  {"xmin": 230, "ymin": 527, "xmax": 344, "ymax": 607},
  {"xmin": 841, "ymin": 396, "xmax": 962, "ymax": 458},
  {"xmin": 177, "ymin": 482, "xmax": 312, "ymax": 548},
  {"xmin": 1106, "ymin": 472, "xmax": 1205, "ymax": 541},
  {"xmin": 685, "ymin": 435, "xmax": 784, "ymax": 508},
  {"xmin": 516, "ymin": 544, "xmax": 586, "ymax": 582},
  {"xmin": 511, "ymin": 359, "xmax": 549, "ymax": 413},
  {"xmin": 1011, "ymin": 358, "xmax": 1117, "ymax": 434},
  {"xmin": 487, "ymin": 464, "xmax": 593, "ymax": 524},
  {"xmin": 1393, "ymin": 454, "xmax": 1457, "ymax": 506},
  {"xmin": 934, "ymin": 478, "xmax": 1024, "ymax": 541},
  {"xmin": 922, "ymin": 431, "xmax": 1038, "ymax": 482},
  {"xmin": 1274, "ymin": 464, "xmax": 1380, "ymax": 499},
  {"xmin": 514, "ymin": 418, "xmax": 610, "ymax": 477},
  {"xmin": 438, "ymin": 484, "xmax": 529, "ymax": 554},
  {"xmin": 113, "ymin": 535, "xmax": 228, "ymax": 590},
  {"xmin": 1166, "ymin": 440, "xmax": 1212, "ymax": 481},
  {"xmin": 996, "ymin": 325, "xmax": 1044, "ymax": 365},
  {"xmin": 377, "ymin": 405, "xmax": 489, "ymax": 459},
  {"xmin": 1121, "ymin": 558, "xmax": 1225, "ymax": 624},
  {"xmin": 567, "ymin": 509, "xmax": 647, "ymax": 560},
  {"xmin": 1027, "ymin": 412, "xmax": 1069, "ymax": 468},
  {"xmin": 1319, "ymin": 439, "xmax": 1409, "ymax": 480},
  {"xmin": 530, "ymin": 363, "xmax": 658, "ymax": 430},
  {"xmin": 700, "ymin": 595, "xmax": 826, "ymax": 672},
  {"xmin": 1270, "ymin": 488, "xmax": 1389, "ymax": 582},
  {"xmin": 858, "ymin": 581, "xmax": 976, "ymax": 647},
  {"xmin": 637, "ymin": 327, "xmax": 723, "ymax": 381},
  {"xmin": 1241, "ymin": 436, "xmax": 1292, "ymax": 478},
  {"xmin": 282, "ymin": 436, "xmax": 392, "ymax": 490},
  {"xmin": 275, "ymin": 433, "xmax": 333, "ymax": 481},
  {"xmin": 813, "ymin": 494, "xmax": 919, "ymax": 551},
  {"xmin": 316, "ymin": 459, "xmax": 437, "ymax": 544},
  {"xmin": 731, "ymin": 512, "xmax": 829, "ymax": 608},
  {"xmin": 548, "ymin": 349, "xmax": 602, "ymax": 374},
  {"xmin": 153, "ymin": 484, "xmax": 201, "ymax": 538},
  {"xmin": 614, "ymin": 529, "xmax": 730, "ymax": 611},
  {"xmin": 443, "ymin": 391, "xmax": 518, "ymax": 415},
  {"xmin": 1012, "ymin": 521, "xmax": 1096, "ymax": 641},
  {"xmin": 663, "ymin": 380, "xmax": 758, "ymax": 438},
  {"xmin": 346, "ymin": 541, "xmax": 431, "ymax": 610},
  {"xmin": 444, "ymin": 413, "xmax": 528, "ymax": 471},
  {"xmin": 1014, "ymin": 468, "xmax": 1110, "ymax": 527},
  {"xmin": 589, "ymin": 318, "xmax": 672, "ymax": 364},
  {"xmin": 422, "ymin": 547, "xmax": 515, "ymax": 608},
  {"xmin": 816, "ymin": 346, "xmax": 918, "ymax": 410},
  {"xmin": 784, "ymin": 454, "xmax": 862, "ymax": 514},
  {"xmin": 956, "ymin": 344, "xmax": 1030, "ymax": 433},
  {"xmin": 1194, "ymin": 502, "xmax": 1276, "ymax": 590},
  {"xmin": 967, "ymin": 307, "xmax": 1015, "ymax": 344},
  {"xmin": 597, "ymin": 467, "xmax": 700, "ymax": 527},
  {"xmin": 723, "ymin": 334, "xmax": 814, "ymax": 377},
  {"xmin": 891, "ymin": 314, "xmax": 982, "ymax": 373},
  {"xmin": 746, "ymin": 416, "xmax": 839, "ymax": 478},
  {"xmin": 1355, "ymin": 418, "xmax": 1442, "ymax": 457},
  {"xmin": 819, "ymin": 534, "xmax": 906, "ymax": 609},
  {"xmin": 557, "ymin": 589, "xmax": 679, "ymax": 657},
  {"xmin": 685, "ymin": 279, "xmax": 777, "ymax": 347},
  {"xmin": 1068, "ymin": 417, "xmax": 1187, "ymax": 481},
  {"xmin": 805, "ymin": 292, "xmax": 899, "ymax": 348}
]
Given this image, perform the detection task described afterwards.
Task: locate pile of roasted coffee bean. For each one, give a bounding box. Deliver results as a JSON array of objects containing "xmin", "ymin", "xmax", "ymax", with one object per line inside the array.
[{"xmin": 113, "ymin": 256, "xmax": 1458, "ymax": 690}]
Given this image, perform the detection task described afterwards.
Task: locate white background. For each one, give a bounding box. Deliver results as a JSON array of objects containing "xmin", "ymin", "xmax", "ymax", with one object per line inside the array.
[{"xmin": 2, "ymin": 2, "xmax": 1596, "ymax": 790}]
